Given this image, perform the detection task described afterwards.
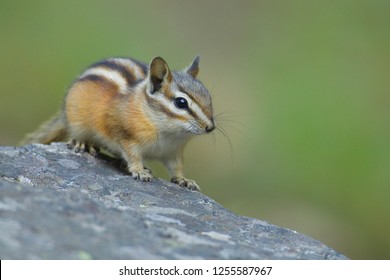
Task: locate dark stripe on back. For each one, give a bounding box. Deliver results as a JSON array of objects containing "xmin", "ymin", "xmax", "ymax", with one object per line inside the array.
[
  {"xmin": 78, "ymin": 74, "xmax": 106, "ymax": 83},
  {"xmin": 129, "ymin": 58, "xmax": 149, "ymax": 76},
  {"xmin": 78, "ymin": 74, "xmax": 119, "ymax": 92},
  {"xmin": 90, "ymin": 60, "xmax": 136, "ymax": 86}
]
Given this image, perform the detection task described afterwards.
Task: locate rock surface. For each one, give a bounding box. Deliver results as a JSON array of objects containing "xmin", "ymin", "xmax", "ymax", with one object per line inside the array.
[{"xmin": 0, "ymin": 143, "xmax": 347, "ymax": 259}]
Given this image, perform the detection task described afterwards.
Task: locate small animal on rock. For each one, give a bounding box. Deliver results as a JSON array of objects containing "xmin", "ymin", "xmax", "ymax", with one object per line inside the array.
[{"xmin": 23, "ymin": 56, "xmax": 215, "ymax": 191}]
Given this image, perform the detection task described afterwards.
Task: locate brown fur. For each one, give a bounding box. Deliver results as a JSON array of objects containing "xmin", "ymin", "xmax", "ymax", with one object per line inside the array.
[{"xmin": 66, "ymin": 78, "xmax": 158, "ymax": 145}]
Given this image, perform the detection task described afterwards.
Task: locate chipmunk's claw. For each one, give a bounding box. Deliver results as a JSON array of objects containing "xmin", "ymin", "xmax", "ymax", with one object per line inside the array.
[
  {"xmin": 171, "ymin": 177, "xmax": 201, "ymax": 191},
  {"xmin": 67, "ymin": 139, "xmax": 98, "ymax": 156}
]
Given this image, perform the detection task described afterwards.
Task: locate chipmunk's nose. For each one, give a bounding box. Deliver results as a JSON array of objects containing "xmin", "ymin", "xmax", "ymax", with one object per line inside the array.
[
  {"xmin": 205, "ymin": 119, "xmax": 216, "ymax": 133},
  {"xmin": 206, "ymin": 126, "xmax": 214, "ymax": 133}
]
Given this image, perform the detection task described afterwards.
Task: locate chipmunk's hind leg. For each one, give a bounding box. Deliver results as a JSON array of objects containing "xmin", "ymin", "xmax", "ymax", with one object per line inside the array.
[{"xmin": 67, "ymin": 139, "xmax": 99, "ymax": 156}]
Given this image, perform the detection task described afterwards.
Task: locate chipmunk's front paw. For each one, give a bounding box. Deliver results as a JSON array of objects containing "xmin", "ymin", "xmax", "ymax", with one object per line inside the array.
[
  {"xmin": 67, "ymin": 140, "xmax": 98, "ymax": 156},
  {"xmin": 171, "ymin": 177, "xmax": 200, "ymax": 191},
  {"xmin": 130, "ymin": 169, "xmax": 153, "ymax": 182}
]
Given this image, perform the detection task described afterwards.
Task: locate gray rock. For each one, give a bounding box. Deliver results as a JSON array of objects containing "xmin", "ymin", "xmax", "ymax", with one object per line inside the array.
[{"xmin": 0, "ymin": 143, "xmax": 347, "ymax": 259}]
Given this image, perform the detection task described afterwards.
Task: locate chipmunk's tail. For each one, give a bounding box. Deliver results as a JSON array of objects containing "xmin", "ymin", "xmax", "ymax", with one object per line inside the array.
[{"xmin": 21, "ymin": 112, "xmax": 68, "ymax": 145}]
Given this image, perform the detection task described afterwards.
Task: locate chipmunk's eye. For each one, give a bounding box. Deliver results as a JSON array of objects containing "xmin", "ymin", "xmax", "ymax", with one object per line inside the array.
[{"xmin": 174, "ymin": 97, "xmax": 189, "ymax": 110}]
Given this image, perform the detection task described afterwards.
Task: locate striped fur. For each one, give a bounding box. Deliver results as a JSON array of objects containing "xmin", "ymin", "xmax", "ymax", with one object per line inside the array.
[
  {"xmin": 26, "ymin": 56, "xmax": 214, "ymax": 191},
  {"xmin": 67, "ymin": 56, "xmax": 215, "ymax": 190}
]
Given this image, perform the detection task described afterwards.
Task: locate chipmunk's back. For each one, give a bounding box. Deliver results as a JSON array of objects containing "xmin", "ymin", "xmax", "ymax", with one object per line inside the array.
[
  {"xmin": 77, "ymin": 58, "xmax": 149, "ymax": 94},
  {"xmin": 65, "ymin": 57, "xmax": 155, "ymax": 149}
]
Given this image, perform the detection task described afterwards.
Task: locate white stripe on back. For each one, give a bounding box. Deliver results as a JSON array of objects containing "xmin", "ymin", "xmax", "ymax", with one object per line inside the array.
[{"xmin": 80, "ymin": 67, "xmax": 128, "ymax": 94}]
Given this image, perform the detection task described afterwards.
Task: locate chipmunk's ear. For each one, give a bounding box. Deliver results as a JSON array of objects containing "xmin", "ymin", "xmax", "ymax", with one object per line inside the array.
[
  {"xmin": 185, "ymin": 55, "xmax": 200, "ymax": 78},
  {"xmin": 148, "ymin": 57, "xmax": 172, "ymax": 94}
]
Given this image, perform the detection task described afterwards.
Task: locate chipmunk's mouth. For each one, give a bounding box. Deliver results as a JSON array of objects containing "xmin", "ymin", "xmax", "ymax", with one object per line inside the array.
[
  {"xmin": 185, "ymin": 124, "xmax": 203, "ymax": 135},
  {"xmin": 186, "ymin": 119, "xmax": 215, "ymax": 135}
]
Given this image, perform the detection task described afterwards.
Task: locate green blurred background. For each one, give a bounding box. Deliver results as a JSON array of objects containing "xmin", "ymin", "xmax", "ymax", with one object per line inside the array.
[{"xmin": 1, "ymin": 0, "xmax": 389, "ymax": 259}]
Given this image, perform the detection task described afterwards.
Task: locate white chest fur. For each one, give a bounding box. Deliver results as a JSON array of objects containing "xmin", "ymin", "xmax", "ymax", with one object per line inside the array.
[{"xmin": 142, "ymin": 131, "xmax": 192, "ymax": 160}]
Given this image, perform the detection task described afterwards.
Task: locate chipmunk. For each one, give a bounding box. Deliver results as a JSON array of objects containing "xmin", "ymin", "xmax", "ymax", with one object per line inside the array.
[{"xmin": 23, "ymin": 56, "xmax": 215, "ymax": 191}]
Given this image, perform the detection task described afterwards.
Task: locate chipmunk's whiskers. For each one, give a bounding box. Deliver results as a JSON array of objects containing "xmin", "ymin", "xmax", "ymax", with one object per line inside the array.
[{"xmin": 214, "ymin": 123, "xmax": 235, "ymax": 163}]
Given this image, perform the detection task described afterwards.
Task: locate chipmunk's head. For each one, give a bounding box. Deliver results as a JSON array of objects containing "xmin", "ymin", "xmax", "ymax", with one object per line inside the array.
[{"xmin": 146, "ymin": 56, "xmax": 215, "ymax": 135}]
